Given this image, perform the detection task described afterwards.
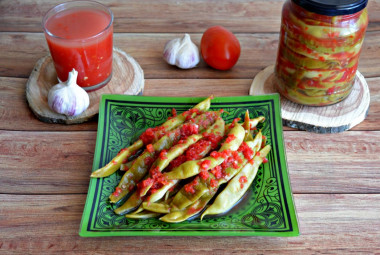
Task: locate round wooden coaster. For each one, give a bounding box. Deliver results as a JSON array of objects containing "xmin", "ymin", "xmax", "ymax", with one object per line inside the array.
[
  {"xmin": 26, "ymin": 47, "xmax": 144, "ymax": 124},
  {"xmin": 249, "ymin": 65, "xmax": 370, "ymax": 133}
]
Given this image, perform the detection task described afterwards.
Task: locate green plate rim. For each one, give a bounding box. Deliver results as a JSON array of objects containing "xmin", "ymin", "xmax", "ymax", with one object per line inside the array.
[{"xmin": 79, "ymin": 94, "xmax": 299, "ymax": 237}]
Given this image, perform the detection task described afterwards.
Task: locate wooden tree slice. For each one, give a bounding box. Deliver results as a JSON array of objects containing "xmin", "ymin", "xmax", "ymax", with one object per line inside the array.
[
  {"xmin": 26, "ymin": 47, "xmax": 144, "ymax": 124},
  {"xmin": 249, "ymin": 65, "xmax": 370, "ymax": 133}
]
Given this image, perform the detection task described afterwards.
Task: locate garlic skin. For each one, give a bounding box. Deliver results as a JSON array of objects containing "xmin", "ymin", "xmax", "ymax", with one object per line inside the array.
[
  {"xmin": 48, "ymin": 69, "xmax": 90, "ymax": 117},
  {"xmin": 163, "ymin": 34, "xmax": 200, "ymax": 69}
]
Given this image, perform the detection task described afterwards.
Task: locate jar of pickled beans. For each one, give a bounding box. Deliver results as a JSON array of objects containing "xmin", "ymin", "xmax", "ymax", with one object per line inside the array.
[{"xmin": 274, "ymin": 0, "xmax": 368, "ymax": 106}]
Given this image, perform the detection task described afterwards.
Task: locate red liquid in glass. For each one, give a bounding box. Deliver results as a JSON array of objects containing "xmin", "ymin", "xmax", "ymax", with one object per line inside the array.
[{"xmin": 45, "ymin": 8, "xmax": 113, "ymax": 89}]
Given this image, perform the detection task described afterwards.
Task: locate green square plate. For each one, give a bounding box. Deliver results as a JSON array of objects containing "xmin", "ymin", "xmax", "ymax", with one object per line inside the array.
[{"xmin": 79, "ymin": 94, "xmax": 299, "ymax": 237}]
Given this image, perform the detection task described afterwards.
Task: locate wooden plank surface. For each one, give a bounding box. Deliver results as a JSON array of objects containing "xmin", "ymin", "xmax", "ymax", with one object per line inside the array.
[
  {"xmin": 1, "ymin": 0, "xmax": 380, "ymax": 253},
  {"xmin": 0, "ymin": 194, "xmax": 379, "ymax": 254},
  {"xmin": 1, "ymin": 32, "xmax": 380, "ymax": 79},
  {"xmin": 1, "ymin": 0, "xmax": 379, "ymax": 33},
  {"xmin": 1, "ymin": 130, "xmax": 379, "ymax": 194},
  {"xmin": 1, "ymin": 77, "xmax": 379, "ymax": 131}
]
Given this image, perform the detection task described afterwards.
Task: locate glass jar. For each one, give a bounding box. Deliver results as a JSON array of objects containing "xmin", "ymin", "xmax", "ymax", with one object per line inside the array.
[
  {"xmin": 274, "ymin": 0, "xmax": 368, "ymax": 106},
  {"xmin": 43, "ymin": 1, "xmax": 114, "ymax": 91}
]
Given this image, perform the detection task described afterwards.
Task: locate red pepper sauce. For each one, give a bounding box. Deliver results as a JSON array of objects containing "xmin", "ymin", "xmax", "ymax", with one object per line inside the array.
[
  {"xmin": 239, "ymin": 175, "xmax": 248, "ymax": 189},
  {"xmin": 139, "ymin": 126, "xmax": 166, "ymax": 145},
  {"xmin": 184, "ymin": 178, "xmax": 199, "ymax": 194}
]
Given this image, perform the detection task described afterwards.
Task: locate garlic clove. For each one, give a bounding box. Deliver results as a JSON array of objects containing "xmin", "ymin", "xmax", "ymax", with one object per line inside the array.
[
  {"xmin": 175, "ymin": 38, "xmax": 200, "ymax": 69},
  {"xmin": 48, "ymin": 69, "xmax": 90, "ymax": 117},
  {"xmin": 163, "ymin": 38, "xmax": 181, "ymax": 65},
  {"xmin": 163, "ymin": 34, "xmax": 200, "ymax": 69}
]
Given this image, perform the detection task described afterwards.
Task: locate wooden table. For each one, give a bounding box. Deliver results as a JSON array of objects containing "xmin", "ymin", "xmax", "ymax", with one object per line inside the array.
[{"xmin": 1, "ymin": 0, "xmax": 380, "ymax": 253}]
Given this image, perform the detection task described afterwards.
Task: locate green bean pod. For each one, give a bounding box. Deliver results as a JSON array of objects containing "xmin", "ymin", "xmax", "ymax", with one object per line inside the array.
[
  {"xmin": 114, "ymin": 191, "xmax": 142, "ymax": 215},
  {"xmin": 133, "ymin": 117, "xmax": 225, "ymax": 206},
  {"xmin": 156, "ymin": 134, "xmax": 202, "ymax": 171},
  {"xmin": 90, "ymin": 140, "xmax": 144, "ymax": 178},
  {"xmin": 146, "ymin": 180, "xmax": 179, "ymax": 203},
  {"xmin": 144, "ymin": 138, "xmax": 264, "ymax": 221},
  {"xmin": 164, "ymin": 123, "xmax": 245, "ymax": 181},
  {"xmin": 216, "ymin": 133, "xmax": 263, "ymax": 187},
  {"xmin": 90, "ymin": 96, "xmax": 212, "ymax": 178},
  {"xmin": 141, "ymin": 116, "xmax": 225, "ymax": 196},
  {"xmin": 120, "ymin": 160, "xmax": 134, "ymax": 171},
  {"xmin": 169, "ymin": 176, "xmax": 209, "ymax": 210},
  {"xmin": 109, "ymin": 131, "xmax": 181, "ymax": 203},
  {"xmin": 249, "ymin": 116, "xmax": 265, "ymax": 130},
  {"xmin": 117, "ymin": 179, "xmax": 179, "ymax": 215},
  {"xmin": 125, "ymin": 210, "xmax": 162, "ymax": 219},
  {"xmin": 170, "ymin": 132, "xmax": 262, "ymax": 210},
  {"xmin": 138, "ymin": 134, "xmax": 202, "ymax": 197},
  {"xmin": 109, "ymin": 111, "xmax": 221, "ymax": 203},
  {"xmin": 142, "ymin": 200, "xmax": 172, "ymax": 214},
  {"xmin": 160, "ymin": 96, "xmax": 212, "ymax": 131},
  {"xmin": 201, "ymin": 145, "xmax": 271, "ymax": 219},
  {"xmin": 159, "ymin": 189, "xmax": 217, "ymax": 223}
]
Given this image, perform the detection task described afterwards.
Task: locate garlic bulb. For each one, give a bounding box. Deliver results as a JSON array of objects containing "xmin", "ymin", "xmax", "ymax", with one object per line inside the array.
[
  {"xmin": 48, "ymin": 69, "xmax": 90, "ymax": 116},
  {"xmin": 163, "ymin": 34, "xmax": 200, "ymax": 69}
]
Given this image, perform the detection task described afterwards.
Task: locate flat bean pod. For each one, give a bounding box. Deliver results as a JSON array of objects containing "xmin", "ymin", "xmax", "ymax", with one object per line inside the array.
[
  {"xmin": 90, "ymin": 140, "xmax": 144, "ymax": 178},
  {"xmin": 114, "ymin": 191, "xmax": 142, "ymax": 215},
  {"xmin": 249, "ymin": 117, "xmax": 265, "ymax": 130},
  {"xmin": 142, "ymin": 200, "xmax": 172, "ymax": 214},
  {"xmin": 160, "ymin": 189, "xmax": 217, "ymax": 223},
  {"xmin": 109, "ymin": 111, "xmax": 221, "ymax": 203},
  {"xmin": 120, "ymin": 160, "xmax": 134, "ymax": 171},
  {"xmin": 170, "ymin": 132, "xmax": 262, "ymax": 210},
  {"xmin": 201, "ymin": 145, "xmax": 271, "ymax": 219},
  {"xmin": 138, "ymin": 134, "xmax": 203, "ymax": 197},
  {"xmin": 134, "ymin": 117, "xmax": 225, "ymax": 206},
  {"xmin": 125, "ymin": 211, "xmax": 162, "ymax": 219},
  {"xmin": 164, "ymin": 123, "xmax": 245, "ymax": 180},
  {"xmin": 109, "ymin": 130, "xmax": 181, "ymax": 203},
  {"xmin": 170, "ymin": 176, "xmax": 209, "ymax": 210},
  {"xmin": 90, "ymin": 96, "xmax": 212, "ymax": 178}
]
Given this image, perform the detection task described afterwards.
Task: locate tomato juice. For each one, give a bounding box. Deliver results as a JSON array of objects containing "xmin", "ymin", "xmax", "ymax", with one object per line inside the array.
[{"xmin": 43, "ymin": 1, "xmax": 113, "ymax": 91}]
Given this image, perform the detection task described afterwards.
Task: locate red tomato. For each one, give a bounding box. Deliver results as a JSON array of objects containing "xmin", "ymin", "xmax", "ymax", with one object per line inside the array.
[{"xmin": 200, "ymin": 26, "xmax": 241, "ymax": 70}]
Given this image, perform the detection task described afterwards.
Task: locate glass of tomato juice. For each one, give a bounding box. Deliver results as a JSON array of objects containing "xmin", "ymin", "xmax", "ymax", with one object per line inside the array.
[{"xmin": 43, "ymin": 1, "xmax": 113, "ymax": 91}]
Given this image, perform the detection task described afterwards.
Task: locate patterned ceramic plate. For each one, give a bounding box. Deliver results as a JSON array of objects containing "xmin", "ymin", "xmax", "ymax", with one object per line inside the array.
[{"xmin": 79, "ymin": 94, "xmax": 299, "ymax": 237}]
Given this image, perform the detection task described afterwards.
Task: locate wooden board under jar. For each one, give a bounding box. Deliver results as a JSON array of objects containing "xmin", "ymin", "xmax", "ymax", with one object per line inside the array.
[
  {"xmin": 249, "ymin": 65, "xmax": 370, "ymax": 133},
  {"xmin": 26, "ymin": 47, "xmax": 144, "ymax": 125}
]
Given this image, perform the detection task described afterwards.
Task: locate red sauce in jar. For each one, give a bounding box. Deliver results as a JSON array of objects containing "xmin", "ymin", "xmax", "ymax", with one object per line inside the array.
[
  {"xmin": 44, "ymin": 5, "xmax": 113, "ymax": 90},
  {"xmin": 275, "ymin": 0, "xmax": 368, "ymax": 106}
]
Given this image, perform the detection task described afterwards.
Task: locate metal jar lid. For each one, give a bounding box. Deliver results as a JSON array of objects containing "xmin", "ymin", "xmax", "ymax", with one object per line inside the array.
[{"xmin": 292, "ymin": 0, "xmax": 368, "ymax": 16}]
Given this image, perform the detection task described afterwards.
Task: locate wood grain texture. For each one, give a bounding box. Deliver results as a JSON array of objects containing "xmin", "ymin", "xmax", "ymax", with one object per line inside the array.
[
  {"xmin": 1, "ymin": 77, "xmax": 380, "ymax": 131},
  {"xmin": 0, "ymin": 77, "xmax": 98, "ymax": 131},
  {"xmin": 1, "ymin": 130, "xmax": 379, "ymax": 194},
  {"xmin": 1, "ymin": 0, "xmax": 379, "ymax": 33},
  {"xmin": 0, "ymin": 194, "xmax": 379, "ymax": 254},
  {"xmin": 284, "ymin": 131, "xmax": 380, "ymax": 193},
  {"xmin": 26, "ymin": 48, "xmax": 144, "ymax": 124},
  {"xmin": 1, "ymin": 32, "xmax": 380, "ymax": 79},
  {"xmin": 0, "ymin": 131, "xmax": 96, "ymax": 194},
  {"xmin": 250, "ymin": 66, "xmax": 370, "ymax": 133},
  {"xmin": 1, "ymin": 0, "xmax": 380, "ymax": 252}
]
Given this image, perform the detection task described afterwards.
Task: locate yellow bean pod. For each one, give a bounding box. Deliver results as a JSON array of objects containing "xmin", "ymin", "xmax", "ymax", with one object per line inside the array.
[
  {"xmin": 90, "ymin": 96, "xmax": 212, "ymax": 178},
  {"xmin": 160, "ymin": 190, "xmax": 217, "ymax": 223},
  {"xmin": 90, "ymin": 140, "xmax": 144, "ymax": 178},
  {"xmin": 164, "ymin": 123, "xmax": 245, "ymax": 180},
  {"xmin": 125, "ymin": 210, "xmax": 162, "ymax": 219},
  {"xmin": 201, "ymin": 145, "xmax": 271, "ymax": 219},
  {"xmin": 109, "ymin": 111, "xmax": 221, "ymax": 203},
  {"xmin": 170, "ymin": 132, "xmax": 262, "ymax": 210},
  {"xmin": 138, "ymin": 134, "xmax": 203, "ymax": 197},
  {"xmin": 142, "ymin": 201, "xmax": 172, "ymax": 214},
  {"xmin": 114, "ymin": 191, "xmax": 142, "ymax": 215}
]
